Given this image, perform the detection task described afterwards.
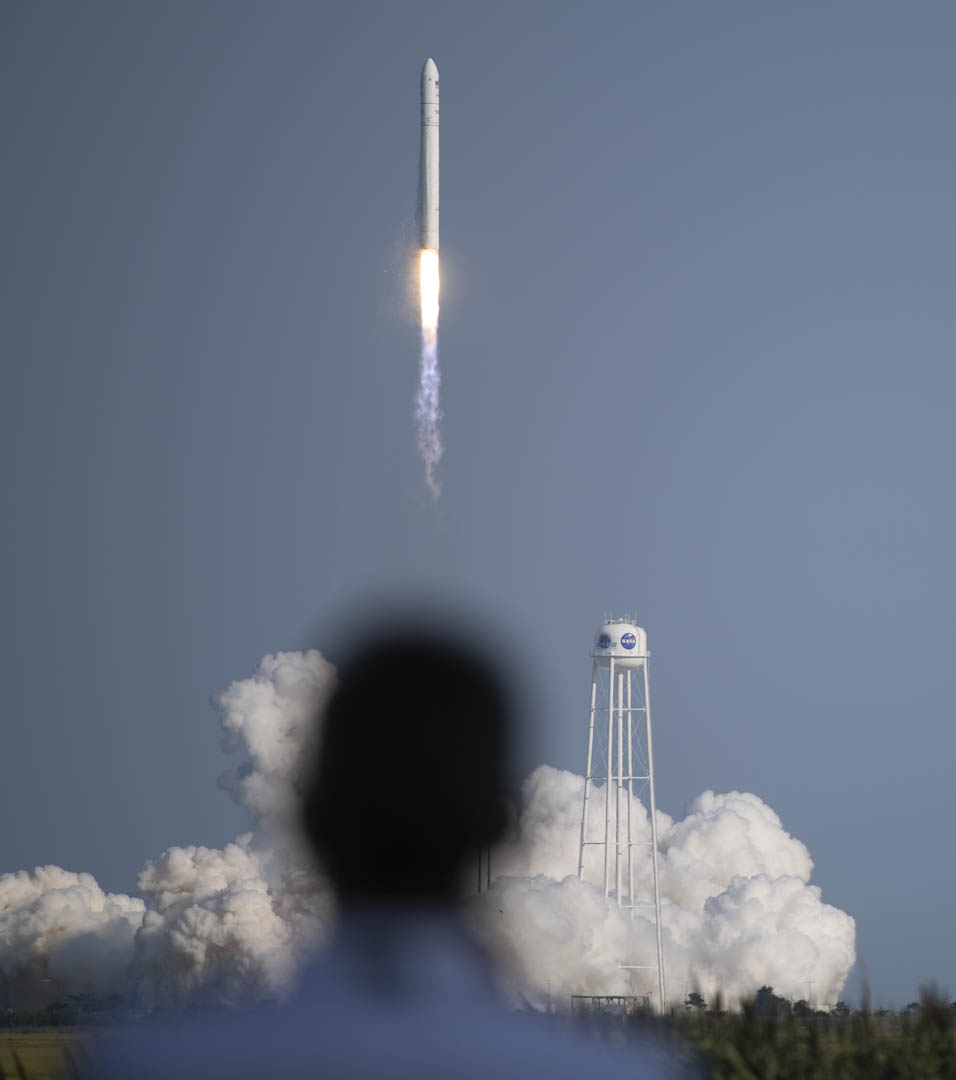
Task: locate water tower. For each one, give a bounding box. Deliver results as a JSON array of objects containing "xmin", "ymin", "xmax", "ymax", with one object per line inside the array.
[{"xmin": 577, "ymin": 615, "xmax": 667, "ymax": 1012}]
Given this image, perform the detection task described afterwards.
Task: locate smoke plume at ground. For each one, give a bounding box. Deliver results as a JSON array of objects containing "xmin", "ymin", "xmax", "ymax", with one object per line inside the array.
[
  {"xmin": 0, "ymin": 649, "xmax": 854, "ymax": 1011},
  {"xmin": 474, "ymin": 768, "xmax": 855, "ymax": 1009}
]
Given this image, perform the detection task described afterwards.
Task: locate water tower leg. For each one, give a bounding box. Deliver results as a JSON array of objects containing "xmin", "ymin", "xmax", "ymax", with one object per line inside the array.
[
  {"xmin": 604, "ymin": 656, "xmax": 615, "ymax": 899},
  {"xmin": 644, "ymin": 659, "xmax": 667, "ymax": 1013},
  {"xmin": 626, "ymin": 670, "xmax": 634, "ymax": 905},
  {"xmin": 615, "ymin": 670, "xmax": 624, "ymax": 904},
  {"xmin": 577, "ymin": 662, "xmax": 598, "ymax": 879}
]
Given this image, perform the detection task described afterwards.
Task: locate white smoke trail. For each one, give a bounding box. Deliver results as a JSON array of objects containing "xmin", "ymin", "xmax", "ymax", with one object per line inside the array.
[
  {"xmin": 0, "ymin": 650, "xmax": 855, "ymax": 1011},
  {"xmin": 416, "ymin": 249, "xmax": 443, "ymax": 499}
]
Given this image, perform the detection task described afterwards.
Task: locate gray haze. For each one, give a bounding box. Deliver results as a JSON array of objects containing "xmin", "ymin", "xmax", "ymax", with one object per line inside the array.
[{"xmin": 3, "ymin": 1, "xmax": 955, "ymax": 1006}]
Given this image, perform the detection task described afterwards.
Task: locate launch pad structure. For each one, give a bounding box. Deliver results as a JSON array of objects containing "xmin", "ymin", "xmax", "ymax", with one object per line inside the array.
[
  {"xmin": 577, "ymin": 616, "xmax": 667, "ymax": 1013},
  {"xmin": 570, "ymin": 994, "xmax": 651, "ymax": 1016}
]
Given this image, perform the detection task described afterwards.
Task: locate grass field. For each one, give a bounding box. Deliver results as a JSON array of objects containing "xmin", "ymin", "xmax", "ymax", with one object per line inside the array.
[{"xmin": 0, "ymin": 1032, "xmax": 89, "ymax": 1079}]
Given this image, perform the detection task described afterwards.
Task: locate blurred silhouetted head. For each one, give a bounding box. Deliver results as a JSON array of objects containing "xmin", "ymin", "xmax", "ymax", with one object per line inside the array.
[{"xmin": 302, "ymin": 621, "xmax": 512, "ymax": 905}]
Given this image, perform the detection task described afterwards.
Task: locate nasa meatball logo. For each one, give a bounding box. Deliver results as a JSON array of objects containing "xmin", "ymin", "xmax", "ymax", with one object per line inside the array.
[
  {"xmin": 621, "ymin": 632, "xmax": 637, "ymax": 650},
  {"xmin": 597, "ymin": 633, "xmax": 612, "ymax": 649}
]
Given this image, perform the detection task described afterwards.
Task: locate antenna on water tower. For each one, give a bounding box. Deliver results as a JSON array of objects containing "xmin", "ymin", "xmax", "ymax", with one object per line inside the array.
[{"xmin": 577, "ymin": 615, "xmax": 667, "ymax": 1013}]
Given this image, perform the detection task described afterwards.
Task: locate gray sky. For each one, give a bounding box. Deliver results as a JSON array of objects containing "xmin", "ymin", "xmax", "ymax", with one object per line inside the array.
[{"xmin": 3, "ymin": 0, "xmax": 955, "ymax": 1006}]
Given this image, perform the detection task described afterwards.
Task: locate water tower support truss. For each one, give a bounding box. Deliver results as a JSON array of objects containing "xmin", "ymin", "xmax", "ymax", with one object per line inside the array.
[{"xmin": 576, "ymin": 616, "xmax": 667, "ymax": 1012}]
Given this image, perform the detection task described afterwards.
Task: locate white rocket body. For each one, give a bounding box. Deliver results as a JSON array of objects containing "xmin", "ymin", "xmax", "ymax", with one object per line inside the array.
[{"xmin": 419, "ymin": 58, "xmax": 439, "ymax": 251}]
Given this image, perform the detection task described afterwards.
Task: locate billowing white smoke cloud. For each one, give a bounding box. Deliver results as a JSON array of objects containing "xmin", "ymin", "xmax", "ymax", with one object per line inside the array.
[
  {"xmin": 1, "ymin": 650, "xmax": 335, "ymax": 1010},
  {"xmin": 0, "ymin": 651, "xmax": 854, "ymax": 1011},
  {"xmin": 125, "ymin": 650, "xmax": 336, "ymax": 1007},
  {"xmin": 0, "ymin": 867, "xmax": 143, "ymax": 999},
  {"xmin": 471, "ymin": 767, "xmax": 855, "ymax": 1009}
]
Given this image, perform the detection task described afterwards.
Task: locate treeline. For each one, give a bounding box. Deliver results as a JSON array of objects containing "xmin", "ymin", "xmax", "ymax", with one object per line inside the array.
[
  {"xmin": 682, "ymin": 984, "xmax": 956, "ymax": 1022},
  {"xmin": 1, "ymin": 993, "xmax": 134, "ymax": 1029},
  {"xmin": 649, "ymin": 985, "xmax": 956, "ymax": 1078}
]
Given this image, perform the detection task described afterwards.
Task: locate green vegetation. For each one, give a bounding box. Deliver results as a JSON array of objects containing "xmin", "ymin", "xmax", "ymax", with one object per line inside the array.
[
  {"xmin": 643, "ymin": 985, "xmax": 956, "ymax": 1078},
  {"xmin": 0, "ymin": 995, "xmax": 132, "ymax": 1031}
]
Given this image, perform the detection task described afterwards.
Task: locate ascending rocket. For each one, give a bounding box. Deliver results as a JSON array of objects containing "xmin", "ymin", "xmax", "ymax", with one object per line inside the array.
[{"xmin": 419, "ymin": 58, "xmax": 439, "ymax": 251}]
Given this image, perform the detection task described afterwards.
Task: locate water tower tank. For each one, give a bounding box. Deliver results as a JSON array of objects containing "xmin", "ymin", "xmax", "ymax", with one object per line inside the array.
[{"xmin": 592, "ymin": 617, "xmax": 647, "ymax": 669}]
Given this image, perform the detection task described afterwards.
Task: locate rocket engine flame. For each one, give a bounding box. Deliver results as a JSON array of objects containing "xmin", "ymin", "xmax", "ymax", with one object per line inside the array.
[
  {"xmin": 419, "ymin": 249, "xmax": 440, "ymax": 334},
  {"xmin": 416, "ymin": 248, "xmax": 443, "ymax": 499}
]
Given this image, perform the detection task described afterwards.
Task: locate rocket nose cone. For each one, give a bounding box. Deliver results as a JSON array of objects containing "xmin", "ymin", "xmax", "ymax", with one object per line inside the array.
[{"xmin": 422, "ymin": 58, "xmax": 438, "ymax": 81}]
